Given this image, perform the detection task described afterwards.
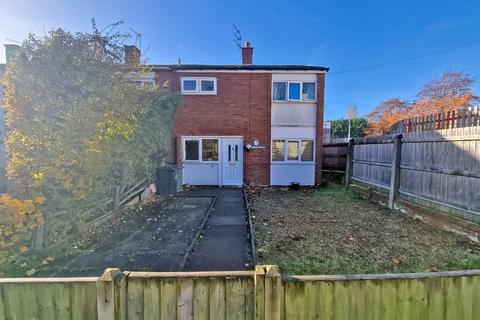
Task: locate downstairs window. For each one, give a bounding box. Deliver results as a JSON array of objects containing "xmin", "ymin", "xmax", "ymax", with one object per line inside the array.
[
  {"xmin": 271, "ymin": 139, "xmax": 314, "ymax": 162},
  {"xmin": 184, "ymin": 138, "xmax": 219, "ymax": 162}
]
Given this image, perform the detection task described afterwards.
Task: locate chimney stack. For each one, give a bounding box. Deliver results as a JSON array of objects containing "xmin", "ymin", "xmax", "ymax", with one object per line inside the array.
[
  {"xmin": 241, "ymin": 41, "xmax": 253, "ymax": 65},
  {"xmin": 4, "ymin": 44, "xmax": 21, "ymax": 65},
  {"xmin": 124, "ymin": 45, "xmax": 141, "ymax": 65}
]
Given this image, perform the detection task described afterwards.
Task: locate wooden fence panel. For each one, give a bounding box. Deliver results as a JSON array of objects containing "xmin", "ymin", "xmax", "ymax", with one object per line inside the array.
[
  {"xmin": 400, "ymin": 127, "xmax": 480, "ymax": 216},
  {"xmin": 120, "ymin": 271, "xmax": 256, "ymax": 320},
  {"xmin": 348, "ymin": 126, "xmax": 480, "ymax": 223},
  {"xmin": 322, "ymin": 143, "xmax": 348, "ymax": 171},
  {"xmin": 352, "ymin": 142, "xmax": 393, "ymax": 189},
  {"xmin": 0, "ymin": 278, "xmax": 98, "ymax": 320},
  {"xmin": 283, "ymin": 271, "xmax": 480, "ymax": 320}
]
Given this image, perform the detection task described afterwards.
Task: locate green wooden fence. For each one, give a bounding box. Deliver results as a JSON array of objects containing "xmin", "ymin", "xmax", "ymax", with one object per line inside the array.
[
  {"xmin": 0, "ymin": 277, "xmax": 98, "ymax": 319},
  {"xmin": 1, "ymin": 266, "xmax": 479, "ymax": 319}
]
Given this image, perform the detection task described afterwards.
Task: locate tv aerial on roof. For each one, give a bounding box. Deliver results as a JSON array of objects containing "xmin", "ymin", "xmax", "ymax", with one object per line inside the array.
[{"xmin": 232, "ymin": 23, "xmax": 242, "ymax": 50}]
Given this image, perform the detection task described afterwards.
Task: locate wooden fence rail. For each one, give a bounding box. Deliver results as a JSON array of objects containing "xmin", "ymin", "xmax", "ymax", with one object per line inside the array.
[
  {"xmin": 345, "ymin": 126, "xmax": 480, "ymax": 225},
  {"xmin": 36, "ymin": 178, "xmax": 150, "ymax": 251},
  {"xmin": 390, "ymin": 106, "xmax": 480, "ymax": 134},
  {"xmin": 1, "ymin": 266, "xmax": 480, "ymax": 319}
]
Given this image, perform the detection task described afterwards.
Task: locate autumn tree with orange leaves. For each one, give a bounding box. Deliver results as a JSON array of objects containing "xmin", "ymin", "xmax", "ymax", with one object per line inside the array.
[
  {"xmin": 365, "ymin": 71, "xmax": 478, "ymax": 135},
  {"xmin": 364, "ymin": 98, "xmax": 410, "ymax": 135},
  {"xmin": 410, "ymin": 71, "xmax": 478, "ymax": 115}
]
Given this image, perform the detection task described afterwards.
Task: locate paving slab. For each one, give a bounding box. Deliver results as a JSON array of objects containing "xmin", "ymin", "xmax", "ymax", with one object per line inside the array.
[
  {"xmin": 208, "ymin": 215, "xmax": 245, "ymax": 226},
  {"xmin": 183, "ymin": 187, "xmax": 252, "ymax": 271},
  {"xmin": 42, "ymin": 195, "xmax": 214, "ymax": 276}
]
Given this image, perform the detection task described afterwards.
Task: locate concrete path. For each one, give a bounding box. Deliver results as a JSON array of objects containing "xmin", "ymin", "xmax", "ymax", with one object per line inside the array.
[
  {"xmin": 40, "ymin": 196, "xmax": 214, "ymax": 276},
  {"xmin": 183, "ymin": 187, "xmax": 252, "ymax": 271}
]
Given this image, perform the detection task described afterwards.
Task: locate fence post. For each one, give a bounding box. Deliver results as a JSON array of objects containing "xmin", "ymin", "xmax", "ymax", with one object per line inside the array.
[
  {"xmin": 388, "ymin": 134, "xmax": 402, "ymax": 209},
  {"xmin": 30, "ymin": 224, "xmax": 44, "ymax": 250},
  {"xmin": 113, "ymin": 185, "xmax": 121, "ymax": 213},
  {"xmin": 344, "ymin": 139, "xmax": 355, "ymax": 188},
  {"xmin": 264, "ymin": 265, "xmax": 282, "ymax": 320},
  {"xmin": 96, "ymin": 268, "xmax": 127, "ymax": 320},
  {"xmin": 255, "ymin": 266, "xmax": 266, "ymax": 320}
]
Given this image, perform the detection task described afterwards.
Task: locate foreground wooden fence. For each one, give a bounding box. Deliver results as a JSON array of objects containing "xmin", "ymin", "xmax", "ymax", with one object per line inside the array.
[
  {"xmin": 346, "ymin": 126, "xmax": 480, "ymax": 225},
  {"xmin": 1, "ymin": 266, "xmax": 480, "ymax": 319}
]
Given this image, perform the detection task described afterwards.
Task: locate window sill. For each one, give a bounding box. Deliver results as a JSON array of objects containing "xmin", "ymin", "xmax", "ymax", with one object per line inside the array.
[
  {"xmin": 181, "ymin": 91, "xmax": 217, "ymax": 95},
  {"xmin": 272, "ymin": 100, "xmax": 317, "ymax": 103},
  {"xmin": 183, "ymin": 160, "xmax": 219, "ymax": 164},
  {"xmin": 271, "ymin": 161, "xmax": 315, "ymax": 165}
]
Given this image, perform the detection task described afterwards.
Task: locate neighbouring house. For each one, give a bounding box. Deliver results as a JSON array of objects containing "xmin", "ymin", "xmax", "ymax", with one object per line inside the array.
[
  {"xmin": 323, "ymin": 121, "xmax": 332, "ymax": 144},
  {"xmin": 130, "ymin": 42, "xmax": 329, "ymax": 186}
]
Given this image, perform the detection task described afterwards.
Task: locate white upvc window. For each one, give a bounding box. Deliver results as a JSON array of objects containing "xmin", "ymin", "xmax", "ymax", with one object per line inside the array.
[
  {"xmin": 302, "ymin": 82, "xmax": 316, "ymax": 101},
  {"xmin": 184, "ymin": 138, "xmax": 219, "ymax": 162},
  {"xmin": 271, "ymin": 139, "xmax": 315, "ymax": 162},
  {"xmin": 288, "ymin": 82, "xmax": 301, "ymax": 101},
  {"xmin": 271, "ymin": 140, "xmax": 285, "ymax": 161},
  {"xmin": 134, "ymin": 79, "xmax": 155, "ymax": 88},
  {"xmin": 272, "ymin": 82, "xmax": 287, "ymax": 101},
  {"xmin": 128, "ymin": 71, "xmax": 156, "ymax": 89},
  {"xmin": 272, "ymin": 81, "xmax": 316, "ymax": 102},
  {"xmin": 181, "ymin": 77, "xmax": 217, "ymax": 95}
]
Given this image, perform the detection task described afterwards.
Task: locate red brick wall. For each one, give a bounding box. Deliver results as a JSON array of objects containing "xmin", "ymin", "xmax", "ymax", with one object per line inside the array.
[
  {"xmin": 315, "ymin": 73, "xmax": 326, "ymax": 184},
  {"xmin": 156, "ymin": 69, "xmax": 326, "ymax": 186},
  {"xmin": 156, "ymin": 70, "xmax": 272, "ymax": 185}
]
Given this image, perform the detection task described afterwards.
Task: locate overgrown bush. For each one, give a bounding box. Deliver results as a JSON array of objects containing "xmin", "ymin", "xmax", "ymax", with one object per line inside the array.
[{"xmin": 1, "ymin": 21, "xmax": 179, "ymax": 254}]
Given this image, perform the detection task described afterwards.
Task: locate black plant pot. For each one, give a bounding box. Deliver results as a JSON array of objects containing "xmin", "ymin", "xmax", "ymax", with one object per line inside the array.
[{"xmin": 290, "ymin": 182, "xmax": 301, "ymax": 190}]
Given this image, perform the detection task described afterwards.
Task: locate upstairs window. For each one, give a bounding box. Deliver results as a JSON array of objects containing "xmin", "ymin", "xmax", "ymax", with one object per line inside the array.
[
  {"xmin": 302, "ymin": 82, "xmax": 316, "ymax": 101},
  {"xmin": 182, "ymin": 79, "xmax": 197, "ymax": 91},
  {"xmin": 273, "ymin": 82, "xmax": 287, "ymax": 101},
  {"xmin": 128, "ymin": 72, "xmax": 156, "ymax": 89},
  {"xmin": 200, "ymin": 79, "xmax": 215, "ymax": 92},
  {"xmin": 288, "ymin": 82, "xmax": 301, "ymax": 101},
  {"xmin": 181, "ymin": 77, "xmax": 217, "ymax": 94},
  {"xmin": 272, "ymin": 81, "xmax": 316, "ymax": 102}
]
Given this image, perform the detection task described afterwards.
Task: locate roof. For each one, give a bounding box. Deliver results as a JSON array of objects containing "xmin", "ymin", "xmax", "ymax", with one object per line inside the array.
[{"xmin": 150, "ymin": 64, "xmax": 329, "ymax": 72}]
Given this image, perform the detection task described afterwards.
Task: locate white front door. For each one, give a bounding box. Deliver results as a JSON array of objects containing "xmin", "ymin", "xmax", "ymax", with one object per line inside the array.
[{"xmin": 222, "ymin": 138, "xmax": 243, "ymax": 186}]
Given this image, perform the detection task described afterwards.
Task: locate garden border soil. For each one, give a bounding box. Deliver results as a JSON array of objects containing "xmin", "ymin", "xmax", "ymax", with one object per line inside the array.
[
  {"xmin": 243, "ymin": 187, "xmax": 258, "ymax": 266},
  {"xmin": 350, "ymin": 182, "xmax": 480, "ymax": 243}
]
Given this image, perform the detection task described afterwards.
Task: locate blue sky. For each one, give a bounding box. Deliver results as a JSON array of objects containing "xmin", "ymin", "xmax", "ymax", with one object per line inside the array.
[{"xmin": 1, "ymin": 0, "xmax": 479, "ymax": 120}]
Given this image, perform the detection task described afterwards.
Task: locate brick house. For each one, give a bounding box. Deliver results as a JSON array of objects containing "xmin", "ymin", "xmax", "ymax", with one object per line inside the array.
[{"xmin": 132, "ymin": 42, "xmax": 329, "ymax": 186}]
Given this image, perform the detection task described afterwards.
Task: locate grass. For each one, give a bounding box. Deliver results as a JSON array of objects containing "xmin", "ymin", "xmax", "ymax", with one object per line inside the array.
[{"xmin": 265, "ymin": 255, "xmax": 378, "ymax": 275}]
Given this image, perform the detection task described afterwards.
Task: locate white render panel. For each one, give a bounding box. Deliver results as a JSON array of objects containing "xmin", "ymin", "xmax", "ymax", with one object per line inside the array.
[
  {"xmin": 272, "ymin": 73, "xmax": 317, "ymax": 82},
  {"xmin": 182, "ymin": 163, "xmax": 219, "ymax": 185},
  {"xmin": 270, "ymin": 163, "xmax": 315, "ymax": 186},
  {"xmin": 271, "ymin": 126, "xmax": 316, "ymax": 139},
  {"xmin": 272, "ymin": 103, "xmax": 316, "ymax": 126}
]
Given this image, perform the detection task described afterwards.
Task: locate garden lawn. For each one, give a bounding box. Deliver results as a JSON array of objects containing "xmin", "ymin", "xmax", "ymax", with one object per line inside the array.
[{"xmin": 247, "ymin": 184, "xmax": 480, "ymax": 275}]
